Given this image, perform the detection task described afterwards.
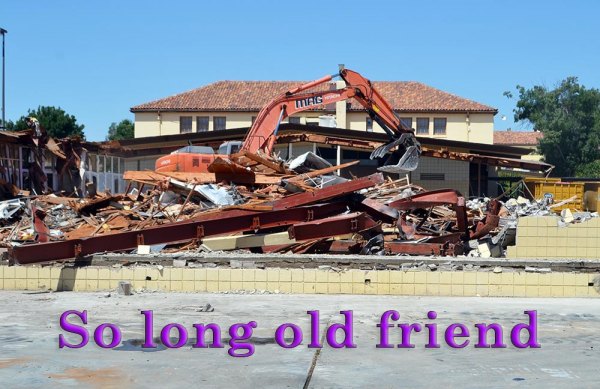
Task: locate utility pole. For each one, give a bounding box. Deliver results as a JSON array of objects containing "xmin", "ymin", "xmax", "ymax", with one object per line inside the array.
[{"xmin": 0, "ymin": 28, "xmax": 6, "ymax": 130}]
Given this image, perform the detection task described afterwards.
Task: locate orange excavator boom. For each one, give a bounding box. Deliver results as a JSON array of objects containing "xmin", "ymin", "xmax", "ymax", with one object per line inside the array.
[
  {"xmin": 155, "ymin": 67, "xmax": 421, "ymax": 174},
  {"xmin": 241, "ymin": 68, "xmax": 420, "ymax": 173}
]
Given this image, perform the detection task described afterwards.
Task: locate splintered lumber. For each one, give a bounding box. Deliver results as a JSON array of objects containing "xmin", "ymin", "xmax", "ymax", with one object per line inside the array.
[
  {"xmin": 548, "ymin": 195, "xmax": 578, "ymax": 209},
  {"xmin": 207, "ymin": 157, "xmax": 254, "ymax": 175},
  {"xmin": 75, "ymin": 195, "xmax": 124, "ymax": 214},
  {"xmin": 285, "ymin": 160, "xmax": 359, "ymax": 183},
  {"xmin": 236, "ymin": 151, "xmax": 290, "ymax": 174},
  {"xmin": 123, "ymin": 170, "xmax": 282, "ymax": 185}
]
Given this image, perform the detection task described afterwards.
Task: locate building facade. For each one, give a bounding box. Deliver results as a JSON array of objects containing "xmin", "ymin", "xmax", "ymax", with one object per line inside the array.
[
  {"xmin": 130, "ymin": 78, "xmax": 501, "ymax": 196},
  {"xmin": 131, "ymin": 80, "xmax": 497, "ymax": 144},
  {"xmin": 494, "ymin": 130, "xmax": 543, "ymax": 161}
]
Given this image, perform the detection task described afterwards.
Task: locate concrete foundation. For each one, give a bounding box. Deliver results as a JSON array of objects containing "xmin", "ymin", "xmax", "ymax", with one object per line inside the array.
[{"xmin": 2, "ymin": 262, "xmax": 599, "ymax": 298}]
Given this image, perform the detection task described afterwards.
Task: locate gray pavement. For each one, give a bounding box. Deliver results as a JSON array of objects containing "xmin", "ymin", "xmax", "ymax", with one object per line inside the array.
[{"xmin": 0, "ymin": 291, "xmax": 598, "ymax": 388}]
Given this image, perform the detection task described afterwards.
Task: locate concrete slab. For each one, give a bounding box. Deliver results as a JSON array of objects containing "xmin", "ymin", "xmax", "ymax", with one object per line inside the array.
[{"xmin": 0, "ymin": 291, "xmax": 598, "ymax": 388}]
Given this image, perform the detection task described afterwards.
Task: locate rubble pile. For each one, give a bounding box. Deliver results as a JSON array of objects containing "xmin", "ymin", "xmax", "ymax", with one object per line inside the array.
[
  {"xmin": 0, "ymin": 150, "xmax": 563, "ymax": 265},
  {"xmin": 466, "ymin": 195, "xmax": 600, "ymax": 258},
  {"xmin": 0, "ymin": 151, "xmax": 498, "ymax": 264}
]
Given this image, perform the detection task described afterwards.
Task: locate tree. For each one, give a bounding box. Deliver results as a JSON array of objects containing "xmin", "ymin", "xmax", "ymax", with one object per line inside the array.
[
  {"xmin": 9, "ymin": 106, "xmax": 85, "ymax": 139},
  {"xmin": 576, "ymin": 160, "xmax": 600, "ymax": 178},
  {"xmin": 507, "ymin": 77, "xmax": 600, "ymax": 177},
  {"xmin": 106, "ymin": 119, "xmax": 134, "ymax": 141}
]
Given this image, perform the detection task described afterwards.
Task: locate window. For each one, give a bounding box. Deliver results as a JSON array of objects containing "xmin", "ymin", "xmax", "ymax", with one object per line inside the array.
[
  {"xmin": 416, "ymin": 118, "xmax": 429, "ymax": 135},
  {"xmin": 180, "ymin": 116, "xmax": 192, "ymax": 133},
  {"xmin": 89, "ymin": 154, "xmax": 97, "ymax": 171},
  {"xmin": 317, "ymin": 146, "xmax": 337, "ymax": 160},
  {"xmin": 289, "ymin": 117, "xmax": 301, "ymax": 124},
  {"xmin": 400, "ymin": 117, "xmax": 412, "ymax": 129},
  {"xmin": 214, "ymin": 116, "xmax": 226, "ymax": 131},
  {"xmin": 366, "ymin": 117, "xmax": 373, "ymax": 132},
  {"xmin": 434, "ymin": 118, "xmax": 447, "ymax": 135},
  {"xmin": 196, "ymin": 116, "xmax": 209, "ymax": 132},
  {"xmin": 106, "ymin": 156, "xmax": 113, "ymax": 173}
]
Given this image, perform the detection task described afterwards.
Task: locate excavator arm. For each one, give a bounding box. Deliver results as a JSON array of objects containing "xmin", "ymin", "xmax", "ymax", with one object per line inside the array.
[{"xmin": 241, "ymin": 68, "xmax": 421, "ymax": 173}]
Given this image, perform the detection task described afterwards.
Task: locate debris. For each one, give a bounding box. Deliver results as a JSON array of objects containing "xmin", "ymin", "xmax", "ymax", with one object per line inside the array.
[
  {"xmin": 0, "ymin": 138, "xmax": 576, "ymax": 265},
  {"xmin": 561, "ymin": 209, "xmax": 574, "ymax": 224},
  {"xmin": 197, "ymin": 303, "xmax": 214, "ymax": 312},
  {"xmin": 137, "ymin": 245, "xmax": 151, "ymax": 255},
  {"xmin": 117, "ymin": 281, "xmax": 133, "ymax": 296},
  {"xmin": 525, "ymin": 267, "xmax": 552, "ymax": 273}
]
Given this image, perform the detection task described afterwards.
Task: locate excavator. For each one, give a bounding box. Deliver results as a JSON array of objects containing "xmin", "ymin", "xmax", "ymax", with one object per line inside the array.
[{"xmin": 155, "ymin": 68, "xmax": 421, "ymax": 174}]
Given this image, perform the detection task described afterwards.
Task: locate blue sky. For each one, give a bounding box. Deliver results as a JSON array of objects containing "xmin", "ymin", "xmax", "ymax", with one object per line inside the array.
[{"xmin": 2, "ymin": 0, "xmax": 599, "ymax": 140}]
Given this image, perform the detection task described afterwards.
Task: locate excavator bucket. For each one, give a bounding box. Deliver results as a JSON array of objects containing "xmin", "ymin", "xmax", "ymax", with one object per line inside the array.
[{"xmin": 370, "ymin": 133, "xmax": 421, "ymax": 174}]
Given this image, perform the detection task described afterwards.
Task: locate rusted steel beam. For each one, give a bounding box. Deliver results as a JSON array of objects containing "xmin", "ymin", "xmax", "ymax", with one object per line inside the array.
[
  {"xmin": 278, "ymin": 132, "xmax": 554, "ymax": 172},
  {"xmin": 288, "ymin": 212, "xmax": 379, "ymax": 241},
  {"xmin": 387, "ymin": 189, "xmax": 469, "ymax": 240},
  {"xmin": 384, "ymin": 241, "xmax": 462, "ymax": 256},
  {"xmin": 355, "ymin": 196, "xmax": 399, "ymax": 224},
  {"xmin": 32, "ymin": 205, "xmax": 50, "ymax": 243},
  {"xmin": 470, "ymin": 199, "xmax": 501, "ymax": 239},
  {"xmin": 278, "ymin": 133, "xmax": 382, "ymax": 150},
  {"xmin": 326, "ymin": 239, "xmax": 364, "ymax": 254},
  {"xmin": 271, "ymin": 173, "xmax": 384, "ymax": 210},
  {"xmin": 420, "ymin": 148, "xmax": 554, "ymax": 173},
  {"xmin": 10, "ymin": 202, "xmax": 347, "ymax": 265},
  {"xmin": 387, "ymin": 188, "xmax": 464, "ymax": 210}
]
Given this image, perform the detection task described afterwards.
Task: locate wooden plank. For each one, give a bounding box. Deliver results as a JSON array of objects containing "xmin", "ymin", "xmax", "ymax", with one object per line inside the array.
[
  {"xmin": 123, "ymin": 170, "xmax": 283, "ymax": 185},
  {"xmin": 236, "ymin": 151, "xmax": 289, "ymax": 174},
  {"xmin": 286, "ymin": 160, "xmax": 359, "ymax": 183},
  {"xmin": 201, "ymin": 231, "xmax": 296, "ymax": 250}
]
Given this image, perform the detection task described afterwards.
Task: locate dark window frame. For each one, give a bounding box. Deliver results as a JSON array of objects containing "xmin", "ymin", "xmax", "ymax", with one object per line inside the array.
[
  {"xmin": 433, "ymin": 118, "xmax": 447, "ymax": 135},
  {"xmin": 366, "ymin": 117, "xmax": 373, "ymax": 132},
  {"xmin": 416, "ymin": 117, "xmax": 429, "ymax": 135},
  {"xmin": 214, "ymin": 116, "xmax": 227, "ymax": 131},
  {"xmin": 180, "ymin": 116, "xmax": 193, "ymax": 133},
  {"xmin": 400, "ymin": 117, "xmax": 413, "ymax": 129},
  {"xmin": 196, "ymin": 116, "xmax": 209, "ymax": 132}
]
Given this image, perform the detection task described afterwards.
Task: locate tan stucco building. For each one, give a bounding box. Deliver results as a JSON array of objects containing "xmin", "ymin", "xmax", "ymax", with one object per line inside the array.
[
  {"xmin": 130, "ymin": 78, "xmax": 505, "ymax": 196},
  {"xmin": 494, "ymin": 129, "xmax": 543, "ymax": 161},
  {"xmin": 131, "ymin": 80, "xmax": 497, "ymax": 144}
]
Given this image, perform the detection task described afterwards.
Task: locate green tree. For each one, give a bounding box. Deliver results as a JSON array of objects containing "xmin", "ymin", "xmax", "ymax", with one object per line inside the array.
[
  {"xmin": 3, "ymin": 120, "xmax": 15, "ymax": 130},
  {"xmin": 576, "ymin": 160, "xmax": 600, "ymax": 178},
  {"xmin": 10, "ymin": 106, "xmax": 85, "ymax": 139},
  {"xmin": 106, "ymin": 119, "xmax": 134, "ymax": 141},
  {"xmin": 507, "ymin": 77, "xmax": 600, "ymax": 177}
]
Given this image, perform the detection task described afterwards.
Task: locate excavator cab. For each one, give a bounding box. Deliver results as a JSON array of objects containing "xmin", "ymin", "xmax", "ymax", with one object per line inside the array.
[
  {"xmin": 217, "ymin": 141, "xmax": 243, "ymax": 155},
  {"xmin": 370, "ymin": 133, "xmax": 421, "ymax": 174}
]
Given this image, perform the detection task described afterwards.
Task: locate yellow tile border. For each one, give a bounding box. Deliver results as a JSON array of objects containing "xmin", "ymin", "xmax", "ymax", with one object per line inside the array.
[{"xmin": 0, "ymin": 265, "xmax": 598, "ymax": 298}]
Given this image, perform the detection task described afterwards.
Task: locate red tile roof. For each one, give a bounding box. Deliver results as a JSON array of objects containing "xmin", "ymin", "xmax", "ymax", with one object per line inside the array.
[
  {"xmin": 131, "ymin": 80, "xmax": 497, "ymax": 114},
  {"xmin": 494, "ymin": 130, "xmax": 543, "ymax": 145}
]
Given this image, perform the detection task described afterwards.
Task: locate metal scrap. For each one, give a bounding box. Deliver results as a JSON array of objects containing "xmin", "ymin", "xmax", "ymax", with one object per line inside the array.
[{"xmin": 0, "ymin": 143, "xmax": 562, "ymax": 265}]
